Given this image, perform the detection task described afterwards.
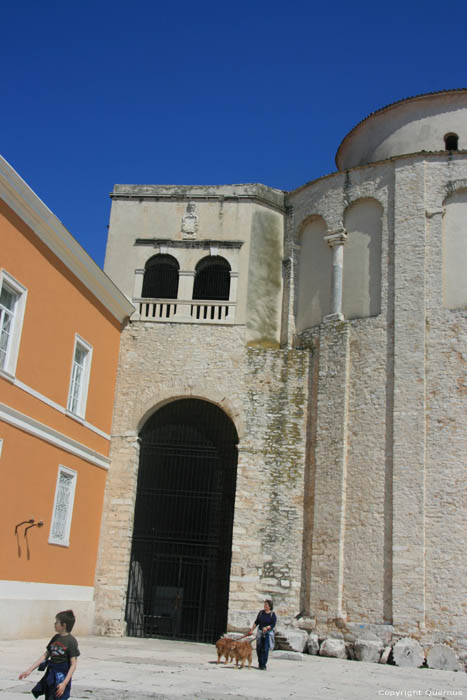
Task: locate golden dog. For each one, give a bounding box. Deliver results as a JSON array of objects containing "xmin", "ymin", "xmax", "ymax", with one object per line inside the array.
[
  {"xmin": 215, "ymin": 636, "xmax": 236, "ymax": 664},
  {"xmin": 230, "ymin": 640, "xmax": 253, "ymax": 669}
]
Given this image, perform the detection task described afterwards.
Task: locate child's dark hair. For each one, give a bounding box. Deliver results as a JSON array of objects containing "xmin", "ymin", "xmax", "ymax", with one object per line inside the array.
[{"xmin": 56, "ymin": 609, "xmax": 76, "ymax": 632}]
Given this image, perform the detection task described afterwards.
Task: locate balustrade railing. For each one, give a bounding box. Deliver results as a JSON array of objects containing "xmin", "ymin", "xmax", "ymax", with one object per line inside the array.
[{"xmin": 135, "ymin": 298, "xmax": 236, "ymax": 323}]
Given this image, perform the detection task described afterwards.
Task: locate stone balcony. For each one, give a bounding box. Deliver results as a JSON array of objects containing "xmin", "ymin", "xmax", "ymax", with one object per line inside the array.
[{"xmin": 134, "ymin": 298, "xmax": 237, "ymax": 324}]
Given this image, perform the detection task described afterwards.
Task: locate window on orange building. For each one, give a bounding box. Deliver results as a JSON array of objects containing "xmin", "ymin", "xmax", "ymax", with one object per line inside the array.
[
  {"xmin": 49, "ymin": 465, "xmax": 77, "ymax": 547},
  {"xmin": 0, "ymin": 270, "xmax": 27, "ymax": 377},
  {"xmin": 67, "ymin": 335, "xmax": 92, "ymax": 418}
]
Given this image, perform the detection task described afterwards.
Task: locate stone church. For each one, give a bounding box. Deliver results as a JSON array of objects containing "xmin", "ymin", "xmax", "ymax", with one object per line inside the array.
[{"xmin": 94, "ymin": 89, "xmax": 467, "ymax": 656}]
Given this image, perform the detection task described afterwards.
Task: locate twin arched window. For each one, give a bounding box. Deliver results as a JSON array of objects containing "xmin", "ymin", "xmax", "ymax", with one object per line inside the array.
[{"xmin": 142, "ymin": 254, "xmax": 231, "ymax": 301}]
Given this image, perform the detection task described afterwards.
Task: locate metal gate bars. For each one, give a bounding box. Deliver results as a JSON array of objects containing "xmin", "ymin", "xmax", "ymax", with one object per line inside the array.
[{"xmin": 126, "ymin": 399, "xmax": 238, "ymax": 643}]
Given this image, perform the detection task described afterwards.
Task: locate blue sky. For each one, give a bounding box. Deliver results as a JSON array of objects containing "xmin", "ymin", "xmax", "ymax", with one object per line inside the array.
[{"xmin": 3, "ymin": 0, "xmax": 467, "ymax": 266}]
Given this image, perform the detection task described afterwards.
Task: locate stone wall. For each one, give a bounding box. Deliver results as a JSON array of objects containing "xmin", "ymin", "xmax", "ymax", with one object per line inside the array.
[
  {"xmin": 94, "ymin": 322, "xmax": 309, "ymax": 634},
  {"xmin": 95, "ymin": 150, "xmax": 467, "ymax": 656},
  {"xmin": 289, "ymin": 153, "xmax": 467, "ymax": 654}
]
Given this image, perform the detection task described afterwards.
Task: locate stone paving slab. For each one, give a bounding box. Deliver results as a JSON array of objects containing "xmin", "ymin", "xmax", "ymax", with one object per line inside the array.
[{"xmin": 0, "ymin": 636, "xmax": 465, "ymax": 700}]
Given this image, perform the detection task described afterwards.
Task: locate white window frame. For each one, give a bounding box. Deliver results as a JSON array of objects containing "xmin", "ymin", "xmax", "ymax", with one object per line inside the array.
[
  {"xmin": 66, "ymin": 335, "xmax": 92, "ymax": 419},
  {"xmin": 0, "ymin": 269, "xmax": 27, "ymax": 378},
  {"xmin": 48, "ymin": 465, "xmax": 77, "ymax": 547}
]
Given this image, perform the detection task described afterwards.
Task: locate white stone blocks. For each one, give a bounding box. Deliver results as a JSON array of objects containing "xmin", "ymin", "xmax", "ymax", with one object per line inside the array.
[
  {"xmin": 276, "ymin": 629, "xmax": 308, "ymax": 652},
  {"xmin": 426, "ymin": 644, "xmax": 460, "ymax": 671},
  {"xmin": 354, "ymin": 639, "xmax": 383, "ymax": 663},
  {"xmin": 393, "ymin": 637, "xmax": 425, "ymax": 668},
  {"xmin": 307, "ymin": 633, "xmax": 319, "ymax": 655},
  {"xmin": 319, "ymin": 638, "xmax": 347, "ymax": 659}
]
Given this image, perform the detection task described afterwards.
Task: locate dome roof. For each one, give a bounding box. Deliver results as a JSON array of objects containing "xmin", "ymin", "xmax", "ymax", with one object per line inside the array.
[{"xmin": 336, "ymin": 89, "xmax": 467, "ymax": 170}]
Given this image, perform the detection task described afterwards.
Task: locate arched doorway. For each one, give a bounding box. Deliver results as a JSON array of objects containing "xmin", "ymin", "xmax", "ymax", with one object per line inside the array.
[{"xmin": 126, "ymin": 399, "xmax": 238, "ymax": 642}]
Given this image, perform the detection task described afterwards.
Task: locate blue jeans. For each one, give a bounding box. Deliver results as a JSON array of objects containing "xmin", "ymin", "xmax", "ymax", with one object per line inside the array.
[{"xmin": 257, "ymin": 631, "xmax": 270, "ymax": 668}]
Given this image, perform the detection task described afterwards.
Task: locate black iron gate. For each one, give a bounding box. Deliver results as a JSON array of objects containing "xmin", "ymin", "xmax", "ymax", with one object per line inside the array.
[{"xmin": 126, "ymin": 399, "xmax": 238, "ymax": 643}]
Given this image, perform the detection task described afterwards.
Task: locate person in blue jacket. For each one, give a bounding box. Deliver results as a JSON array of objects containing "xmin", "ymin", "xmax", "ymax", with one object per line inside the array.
[{"xmin": 249, "ymin": 599, "xmax": 276, "ymax": 670}]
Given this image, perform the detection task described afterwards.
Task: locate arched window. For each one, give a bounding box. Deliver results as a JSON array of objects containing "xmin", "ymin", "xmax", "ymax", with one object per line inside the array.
[
  {"xmin": 192, "ymin": 256, "xmax": 231, "ymax": 301},
  {"xmin": 444, "ymin": 133, "xmax": 459, "ymax": 151},
  {"xmin": 142, "ymin": 254, "xmax": 179, "ymax": 299}
]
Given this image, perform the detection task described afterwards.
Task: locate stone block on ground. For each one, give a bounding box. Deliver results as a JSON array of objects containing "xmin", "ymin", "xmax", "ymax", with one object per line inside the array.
[
  {"xmin": 276, "ymin": 629, "xmax": 308, "ymax": 652},
  {"xmin": 354, "ymin": 638, "xmax": 383, "ymax": 663},
  {"xmin": 393, "ymin": 637, "xmax": 425, "ymax": 668},
  {"xmin": 296, "ymin": 617, "xmax": 316, "ymax": 632},
  {"xmin": 307, "ymin": 633, "xmax": 319, "ymax": 655},
  {"xmin": 427, "ymin": 644, "xmax": 460, "ymax": 671},
  {"xmin": 379, "ymin": 645, "xmax": 392, "ymax": 664},
  {"xmin": 319, "ymin": 638, "xmax": 347, "ymax": 659},
  {"xmin": 271, "ymin": 651, "xmax": 304, "ymax": 661}
]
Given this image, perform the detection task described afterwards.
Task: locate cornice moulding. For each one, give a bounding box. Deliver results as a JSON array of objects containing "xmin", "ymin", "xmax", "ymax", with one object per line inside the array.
[{"xmin": 0, "ymin": 156, "xmax": 134, "ymax": 325}]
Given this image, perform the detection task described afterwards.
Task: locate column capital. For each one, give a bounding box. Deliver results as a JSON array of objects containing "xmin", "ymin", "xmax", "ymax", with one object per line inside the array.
[{"xmin": 324, "ymin": 228, "xmax": 347, "ymax": 247}]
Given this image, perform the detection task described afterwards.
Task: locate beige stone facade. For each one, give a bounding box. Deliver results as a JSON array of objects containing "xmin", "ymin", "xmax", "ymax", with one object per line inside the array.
[{"xmin": 95, "ymin": 90, "xmax": 467, "ymax": 656}]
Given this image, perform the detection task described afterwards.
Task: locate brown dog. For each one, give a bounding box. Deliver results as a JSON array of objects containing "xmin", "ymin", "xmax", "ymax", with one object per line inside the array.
[
  {"xmin": 215, "ymin": 636, "xmax": 236, "ymax": 664},
  {"xmin": 231, "ymin": 640, "xmax": 253, "ymax": 669}
]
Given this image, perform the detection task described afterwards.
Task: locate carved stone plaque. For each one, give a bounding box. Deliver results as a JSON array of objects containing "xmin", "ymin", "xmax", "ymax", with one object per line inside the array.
[{"xmin": 181, "ymin": 201, "xmax": 198, "ymax": 238}]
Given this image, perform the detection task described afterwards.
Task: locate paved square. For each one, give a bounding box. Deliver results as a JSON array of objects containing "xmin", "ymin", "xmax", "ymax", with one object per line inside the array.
[{"xmin": 1, "ymin": 636, "xmax": 466, "ymax": 700}]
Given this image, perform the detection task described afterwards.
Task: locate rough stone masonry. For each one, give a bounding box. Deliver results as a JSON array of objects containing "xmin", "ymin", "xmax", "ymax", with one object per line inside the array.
[{"xmin": 95, "ymin": 90, "xmax": 467, "ymax": 660}]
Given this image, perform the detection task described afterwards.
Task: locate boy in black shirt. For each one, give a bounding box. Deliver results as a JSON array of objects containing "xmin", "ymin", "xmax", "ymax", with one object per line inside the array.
[{"xmin": 19, "ymin": 609, "xmax": 80, "ymax": 699}]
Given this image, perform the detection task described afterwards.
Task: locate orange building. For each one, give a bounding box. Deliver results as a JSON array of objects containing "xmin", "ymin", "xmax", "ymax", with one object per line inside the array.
[{"xmin": 0, "ymin": 156, "xmax": 133, "ymax": 638}]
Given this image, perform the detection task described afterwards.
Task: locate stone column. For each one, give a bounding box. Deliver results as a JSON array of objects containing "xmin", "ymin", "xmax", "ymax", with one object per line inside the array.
[
  {"xmin": 175, "ymin": 270, "xmax": 195, "ymax": 320},
  {"xmin": 324, "ymin": 229, "xmax": 347, "ymax": 321},
  {"xmin": 309, "ymin": 319, "xmax": 350, "ymax": 622}
]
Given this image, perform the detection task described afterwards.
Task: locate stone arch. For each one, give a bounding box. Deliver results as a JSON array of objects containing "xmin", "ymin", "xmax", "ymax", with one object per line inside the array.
[
  {"xmin": 295, "ymin": 215, "xmax": 331, "ymax": 331},
  {"xmin": 190, "ymin": 248, "xmax": 239, "ymax": 274},
  {"xmin": 343, "ymin": 197, "xmax": 383, "ymax": 319},
  {"xmin": 442, "ymin": 188, "xmax": 467, "ymax": 309},
  {"xmin": 135, "ymin": 384, "xmax": 245, "ymax": 440}
]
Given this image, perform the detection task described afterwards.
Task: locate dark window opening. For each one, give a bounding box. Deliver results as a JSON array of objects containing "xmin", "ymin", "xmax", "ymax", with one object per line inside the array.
[
  {"xmin": 192, "ymin": 256, "xmax": 231, "ymax": 301},
  {"xmin": 142, "ymin": 254, "xmax": 179, "ymax": 299},
  {"xmin": 126, "ymin": 399, "xmax": 238, "ymax": 643},
  {"xmin": 444, "ymin": 133, "xmax": 459, "ymax": 151}
]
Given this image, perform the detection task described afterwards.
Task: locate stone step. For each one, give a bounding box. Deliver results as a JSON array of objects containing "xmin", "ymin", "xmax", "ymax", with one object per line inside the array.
[{"xmin": 275, "ymin": 633, "xmax": 296, "ymax": 652}]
